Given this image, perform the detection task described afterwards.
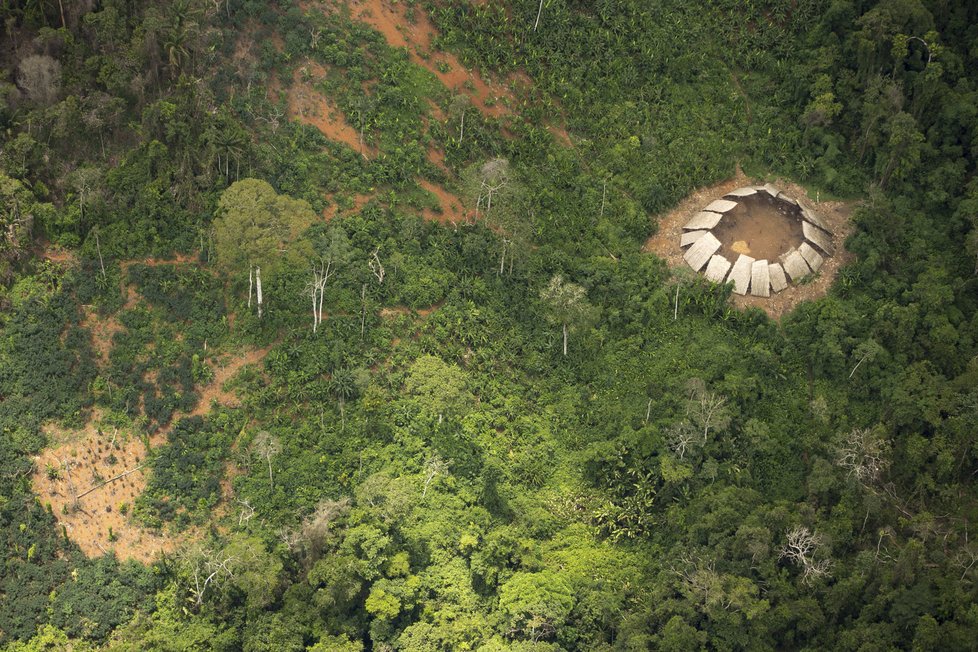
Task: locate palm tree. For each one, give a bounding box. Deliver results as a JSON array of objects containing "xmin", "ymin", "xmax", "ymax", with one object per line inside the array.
[
  {"xmin": 207, "ymin": 115, "xmax": 247, "ymax": 181},
  {"xmin": 162, "ymin": 0, "xmax": 201, "ymax": 78},
  {"xmin": 329, "ymin": 368, "xmax": 359, "ymax": 429}
]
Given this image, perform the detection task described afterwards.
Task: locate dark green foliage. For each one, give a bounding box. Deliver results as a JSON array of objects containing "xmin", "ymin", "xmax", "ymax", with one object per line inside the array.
[
  {"xmin": 102, "ymin": 306, "xmax": 197, "ymax": 430},
  {"xmin": 0, "ymin": 270, "xmax": 96, "ymax": 454},
  {"xmin": 128, "ymin": 263, "xmax": 227, "ymax": 347},
  {"xmin": 48, "ymin": 556, "xmax": 156, "ymax": 641},
  {"xmin": 136, "ymin": 415, "xmax": 236, "ymax": 527}
]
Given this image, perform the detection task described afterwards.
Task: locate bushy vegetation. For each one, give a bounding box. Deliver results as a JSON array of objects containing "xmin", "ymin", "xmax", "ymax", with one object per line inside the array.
[{"xmin": 2, "ymin": 0, "xmax": 978, "ymax": 650}]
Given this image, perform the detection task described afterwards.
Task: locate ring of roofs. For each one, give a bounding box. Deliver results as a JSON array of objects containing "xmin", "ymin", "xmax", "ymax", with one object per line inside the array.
[{"xmin": 680, "ymin": 184, "xmax": 833, "ymax": 298}]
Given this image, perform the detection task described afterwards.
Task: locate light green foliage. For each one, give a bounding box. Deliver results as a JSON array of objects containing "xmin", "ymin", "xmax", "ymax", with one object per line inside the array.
[
  {"xmin": 0, "ymin": 173, "xmax": 51, "ymax": 277},
  {"xmin": 498, "ymin": 571, "xmax": 575, "ymax": 641},
  {"xmin": 212, "ymin": 178, "xmax": 315, "ymax": 280},
  {"xmin": 3, "ymin": 625, "xmax": 92, "ymax": 652},
  {"xmin": 539, "ymin": 274, "xmax": 597, "ymax": 356},
  {"xmin": 365, "ymin": 586, "xmax": 401, "ymax": 620},
  {"xmin": 307, "ymin": 634, "xmax": 363, "ymax": 652},
  {"xmin": 404, "ymin": 355, "xmax": 469, "ymax": 422},
  {"xmin": 222, "ymin": 534, "xmax": 285, "ymax": 614},
  {"xmin": 103, "ymin": 586, "xmax": 237, "ymax": 652}
]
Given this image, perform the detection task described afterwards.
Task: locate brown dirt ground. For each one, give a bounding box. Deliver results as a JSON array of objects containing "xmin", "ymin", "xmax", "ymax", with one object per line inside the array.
[
  {"xmin": 323, "ymin": 192, "xmax": 376, "ymax": 220},
  {"xmin": 32, "ymin": 409, "xmax": 175, "ymax": 564},
  {"xmin": 39, "ymin": 245, "xmax": 76, "ymax": 264},
  {"xmin": 427, "ymin": 141, "xmax": 449, "ymax": 173},
  {"xmin": 711, "ymin": 193, "xmax": 804, "ymax": 262},
  {"xmin": 31, "ymin": 345, "xmax": 270, "ymax": 564},
  {"xmin": 266, "ymin": 0, "xmax": 572, "ymax": 229},
  {"xmin": 80, "ymin": 306, "xmax": 123, "ymax": 365},
  {"xmin": 643, "ymin": 171, "xmax": 857, "ymax": 320},
  {"xmin": 419, "ymin": 179, "xmax": 468, "ymax": 225},
  {"xmin": 277, "ymin": 61, "xmax": 372, "ymax": 156},
  {"xmin": 379, "ymin": 302, "xmax": 440, "ymax": 318}
]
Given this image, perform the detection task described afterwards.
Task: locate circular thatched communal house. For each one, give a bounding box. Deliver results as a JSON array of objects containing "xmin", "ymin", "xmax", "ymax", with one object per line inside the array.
[{"xmin": 679, "ymin": 185, "xmax": 834, "ymax": 297}]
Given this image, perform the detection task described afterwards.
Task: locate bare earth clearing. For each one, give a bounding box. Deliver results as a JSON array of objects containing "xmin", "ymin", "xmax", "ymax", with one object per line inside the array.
[
  {"xmin": 711, "ymin": 193, "xmax": 805, "ymax": 262},
  {"xmin": 270, "ymin": 0, "xmax": 569, "ymax": 226},
  {"xmin": 32, "ymin": 257, "xmax": 270, "ymax": 562},
  {"xmin": 32, "ymin": 348, "xmax": 267, "ymax": 563}
]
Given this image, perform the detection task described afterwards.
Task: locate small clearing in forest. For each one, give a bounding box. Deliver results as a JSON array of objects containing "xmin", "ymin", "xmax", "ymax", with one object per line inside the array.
[
  {"xmin": 644, "ymin": 171, "xmax": 856, "ymax": 320},
  {"xmin": 710, "ymin": 194, "xmax": 805, "ymax": 262},
  {"xmin": 31, "ymin": 347, "xmax": 269, "ymax": 563},
  {"xmin": 323, "ymin": 192, "xmax": 375, "ymax": 220},
  {"xmin": 419, "ymin": 179, "xmax": 468, "ymax": 225}
]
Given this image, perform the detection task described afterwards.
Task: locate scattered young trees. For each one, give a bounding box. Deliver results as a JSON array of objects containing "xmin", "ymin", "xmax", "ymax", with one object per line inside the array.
[{"xmin": 4, "ymin": 0, "xmax": 978, "ymax": 650}]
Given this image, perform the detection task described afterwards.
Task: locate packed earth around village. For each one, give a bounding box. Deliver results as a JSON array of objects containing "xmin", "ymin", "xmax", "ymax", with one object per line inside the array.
[{"xmin": 2, "ymin": 1, "xmax": 978, "ymax": 650}]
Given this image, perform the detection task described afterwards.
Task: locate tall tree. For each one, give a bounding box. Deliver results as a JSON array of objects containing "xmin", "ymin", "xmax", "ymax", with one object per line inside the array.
[
  {"xmin": 0, "ymin": 172, "xmax": 50, "ymax": 283},
  {"xmin": 251, "ymin": 431, "xmax": 281, "ymax": 490},
  {"xmin": 212, "ymin": 179, "xmax": 315, "ymax": 319},
  {"xmin": 463, "ymin": 158, "xmax": 512, "ymax": 220},
  {"xmin": 404, "ymin": 355, "xmax": 468, "ymax": 424},
  {"xmin": 540, "ymin": 274, "xmax": 596, "ymax": 356},
  {"xmin": 307, "ymin": 224, "xmax": 351, "ymax": 334}
]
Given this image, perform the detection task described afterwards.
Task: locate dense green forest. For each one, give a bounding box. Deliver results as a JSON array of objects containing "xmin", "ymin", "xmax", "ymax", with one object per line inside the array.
[{"xmin": 1, "ymin": 0, "xmax": 977, "ymax": 649}]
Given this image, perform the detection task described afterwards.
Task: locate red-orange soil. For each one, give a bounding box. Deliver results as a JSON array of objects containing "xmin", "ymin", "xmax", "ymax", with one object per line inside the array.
[
  {"xmin": 349, "ymin": 0, "xmax": 516, "ymax": 119},
  {"xmin": 275, "ymin": 61, "xmax": 370, "ymax": 156}
]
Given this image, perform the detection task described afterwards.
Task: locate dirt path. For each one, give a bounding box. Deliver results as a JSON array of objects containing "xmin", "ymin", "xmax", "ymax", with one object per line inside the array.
[
  {"xmin": 419, "ymin": 179, "xmax": 468, "ymax": 225},
  {"xmin": 379, "ymin": 301, "xmax": 441, "ymax": 318},
  {"xmin": 31, "ymin": 346, "xmax": 269, "ymax": 563},
  {"xmin": 643, "ymin": 171, "xmax": 857, "ymax": 320}
]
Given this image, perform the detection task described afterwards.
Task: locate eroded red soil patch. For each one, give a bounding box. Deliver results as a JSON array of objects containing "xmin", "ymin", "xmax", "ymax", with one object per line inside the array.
[
  {"xmin": 323, "ymin": 192, "xmax": 375, "ymax": 220},
  {"xmin": 419, "ymin": 179, "xmax": 468, "ymax": 225},
  {"xmin": 349, "ymin": 0, "xmax": 515, "ymax": 119},
  {"xmin": 275, "ymin": 61, "xmax": 370, "ymax": 155},
  {"xmin": 40, "ymin": 245, "xmax": 76, "ymax": 264},
  {"xmin": 427, "ymin": 144, "xmax": 448, "ymax": 172}
]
